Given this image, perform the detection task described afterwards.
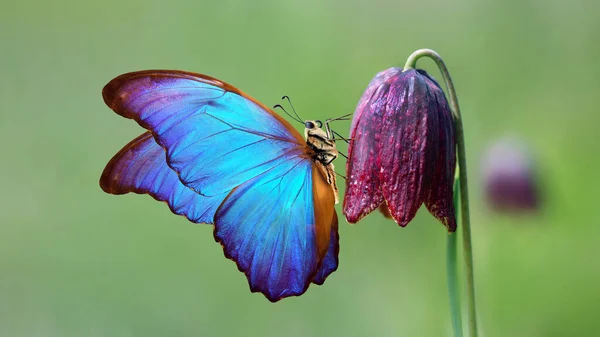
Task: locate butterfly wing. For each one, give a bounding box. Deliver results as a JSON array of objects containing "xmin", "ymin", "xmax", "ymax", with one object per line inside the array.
[
  {"xmin": 313, "ymin": 210, "xmax": 339, "ymax": 285},
  {"xmin": 101, "ymin": 70, "xmax": 338, "ymax": 300},
  {"xmin": 103, "ymin": 70, "xmax": 305, "ymax": 197},
  {"xmin": 100, "ymin": 131, "xmax": 224, "ymax": 223},
  {"xmin": 214, "ymin": 159, "xmax": 336, "ymax": 301}
]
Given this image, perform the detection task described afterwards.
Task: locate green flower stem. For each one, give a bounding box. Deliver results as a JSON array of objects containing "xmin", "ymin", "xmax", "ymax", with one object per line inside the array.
[
  {"xmin": 447, "ymin": 231, "xmax": 463, "ymax": 337},
  {"xmin": 404, "ymin": 49, "xmax": 478, "ymax": 337},
  {"xmin": 447, "ymin": 176, "xmax": 463, "ymax": 337}
]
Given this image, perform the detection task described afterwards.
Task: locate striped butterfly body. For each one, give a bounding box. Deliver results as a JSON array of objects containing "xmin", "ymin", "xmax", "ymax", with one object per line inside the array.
[
  {"xmin": 100, "ymin": 70, "xmax": 340, "ymax": 302},
  {"xmin": 304, "ymin": 120, "xmax": 339, "ymax": 204}
]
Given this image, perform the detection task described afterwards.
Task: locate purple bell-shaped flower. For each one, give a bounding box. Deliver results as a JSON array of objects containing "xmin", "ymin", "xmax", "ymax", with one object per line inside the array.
[{"xmin": 344, "ymin": 67, "xmax": 457, "ymax": 232}]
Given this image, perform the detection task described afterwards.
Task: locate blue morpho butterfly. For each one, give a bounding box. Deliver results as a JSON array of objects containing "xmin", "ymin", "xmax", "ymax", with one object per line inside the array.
[{"xmin": 100, "ymin": 70, "xmax": 348, "ymax": 302}]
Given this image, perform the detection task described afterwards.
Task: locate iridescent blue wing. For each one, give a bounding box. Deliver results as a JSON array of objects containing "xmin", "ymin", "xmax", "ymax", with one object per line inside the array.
[
  {"xmin": 101, "ymin": 70, "xmax": 338, "ymax": 301},
  {"xmin": 214, "ymin": 160, "xmax": 336, "ymax": 300},
  {"xmin": 103, "ymin": 71, "xmax": 305, "ymax": 197},
  {"xmin": 313, "ymin": 210, "xmax": 339, "ymax": 285},
  {"xmin": 100, "ymin": 131, "xmax": 224, "ymax": 223}
]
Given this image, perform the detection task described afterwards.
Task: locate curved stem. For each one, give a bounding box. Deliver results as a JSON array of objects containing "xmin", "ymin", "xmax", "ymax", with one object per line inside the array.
[{"xmin": 404, "ymin": 49, "xmax": 478, "ymax": 337}]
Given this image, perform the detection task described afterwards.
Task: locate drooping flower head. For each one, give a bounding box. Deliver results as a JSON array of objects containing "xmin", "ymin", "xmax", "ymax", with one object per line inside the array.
[{"xmin": 344, "ymin": 67, "xmax": 457, "ymax": 232}]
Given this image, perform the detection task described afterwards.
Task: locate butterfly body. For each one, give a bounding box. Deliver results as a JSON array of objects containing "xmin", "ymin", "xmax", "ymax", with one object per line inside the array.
[
  {"xmin": 303, "ymin": 120, "xmax": 339, "ymax": 203},
  {"xmin": 100, "ymin": 70, "xmax": 339, "ymax": 301}
]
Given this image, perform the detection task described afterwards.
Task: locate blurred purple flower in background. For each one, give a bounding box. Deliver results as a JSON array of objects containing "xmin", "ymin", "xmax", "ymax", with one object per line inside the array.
[{"xmin": 481, "ymin": 137, "xmax": 540, "ymax": 213}]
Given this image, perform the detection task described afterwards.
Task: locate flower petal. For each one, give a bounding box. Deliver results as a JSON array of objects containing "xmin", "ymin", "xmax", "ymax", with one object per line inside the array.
[
  {"xmin": 422, "ymin": 72, "xmax": 457, "ymax": 232},
  {"xmin": 378, "ymin": 70, "xmax": 439, "ymax": 227},
  {"xmin": 344, "ymin": 68, "xmax": 402, "ymax": 223}
]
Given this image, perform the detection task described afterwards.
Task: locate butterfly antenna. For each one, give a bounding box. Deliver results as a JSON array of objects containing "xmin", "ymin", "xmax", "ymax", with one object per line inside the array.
[
  {"xmin": 273, "ymin": 104, "xmax": 303, "ymax": 124},
  {"xmin": 282, "ymin": 95, "xmax": 304, "ymax": 122}
]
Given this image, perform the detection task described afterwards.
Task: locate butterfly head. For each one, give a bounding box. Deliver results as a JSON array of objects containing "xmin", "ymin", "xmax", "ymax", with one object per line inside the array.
[
  {"xmin": 303, "ymin": 120, "xmax": 330, "ymax": 144},
  {"xmin": 304, "ymin": 120, "xmax": 323, "ymax": 130}
]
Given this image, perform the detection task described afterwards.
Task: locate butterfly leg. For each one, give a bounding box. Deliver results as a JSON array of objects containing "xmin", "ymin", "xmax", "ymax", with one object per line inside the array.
[
  {"xmin": 324, "ymin": 114, "xmax": 351, "ymax": 139},
  {"xmin": 330, "ymin": 130, "xmax": 352, "ymax": 144}
]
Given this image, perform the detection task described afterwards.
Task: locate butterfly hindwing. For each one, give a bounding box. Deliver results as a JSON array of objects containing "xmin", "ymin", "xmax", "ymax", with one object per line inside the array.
[
  {"xmin": 215, "ymin": 157, "xmax": 314, "ymax": 300},
  {"xmin": 313, "ymin": 210, "xmax": 339, "ymax": 285},
  {"xmin": 215, "ymin": 159, "xmax": 337, "ymax": 301},
  {"xmin": 100, "ymin": 132, "xmax": 224, "ymax": 223}
]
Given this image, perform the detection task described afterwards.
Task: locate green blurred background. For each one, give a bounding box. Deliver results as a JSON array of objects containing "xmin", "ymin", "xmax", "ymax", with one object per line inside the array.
[{"xmin": 1, "ymin": 0, "xmax": 599, "ymax": 336}]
